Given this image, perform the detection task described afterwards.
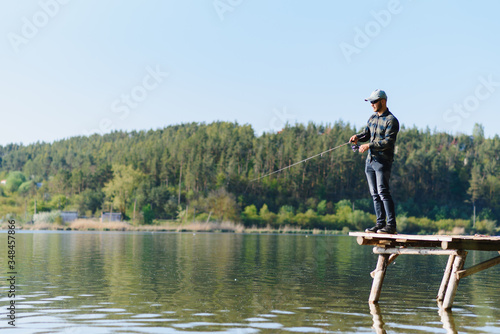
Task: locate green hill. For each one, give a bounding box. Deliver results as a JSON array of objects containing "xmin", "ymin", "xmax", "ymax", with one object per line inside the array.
[{"xmin": 1, "ymin": 121, "xmax": 498, "ymax": 233}]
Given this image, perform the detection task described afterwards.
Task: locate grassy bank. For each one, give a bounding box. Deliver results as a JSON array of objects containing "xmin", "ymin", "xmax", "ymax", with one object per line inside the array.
[
  {"xmin": 2, "ymin": 217, "xmax": 498, "ymax": 235},
  {"xmin": 2, "ymin": 219, "xmax": 347, "ymax": 234}
]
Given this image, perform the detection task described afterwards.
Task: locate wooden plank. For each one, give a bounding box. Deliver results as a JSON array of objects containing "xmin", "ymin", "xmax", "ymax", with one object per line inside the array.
[
  {"xmin": 356, "ymin": 236, "xmax": 367, "ymax": 245},
  {"xmin": 350, "ymin": 232, "xmax": 500, "ymax": 243},
  {"xmin": 442, "ymin": 240, "xmax": 500, "ymax": 251},
  {"xmin": 350, "ymin": 232, "xmax": 453, "ymax": 242},
  {"xmin": 350, "ymin": 232, "xmax": 500, "ymax": 310},
  {"xmin": 387, "ymin": 254, "xmax": 398, "ymax": 266},
  {"xmin": 350, "ymin": 232, "xmax": 500, "ymax": 251},
  {"xmin": 369, "ymin": 254, "xmax": 390, "ymax": 304},
  {"xmin": 451, "ymin": 235, "xmax": 500, "ymax": 241},
  {"xmin": 437, "ymin": 254, "xmax": 456, "ymax": 302},
  {"xmin": 456, "ymin": 255, "xmax": 500, "ymax": 280},
  {"xmin": 373, "ymin": 247, "xmax": 458, "ymax": 256},
  {"xmin": 370, "ymin": 255, "xmax": 398, "ymax": 278},
  {"xmin": 356, "ymin": 237, "xmax": 444, "ymax": 248},
  {"xmin": 442, "ymin": 251, "xmax": 467, "ymax": 310}
]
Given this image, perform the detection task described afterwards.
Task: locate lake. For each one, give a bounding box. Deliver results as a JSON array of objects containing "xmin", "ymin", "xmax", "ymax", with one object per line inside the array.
[{"xmin": 1, "ymin": 231, "xmax": 499, "ymax": 333}]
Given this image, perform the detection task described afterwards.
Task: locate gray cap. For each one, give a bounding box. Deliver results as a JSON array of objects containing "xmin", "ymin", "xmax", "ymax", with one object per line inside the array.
[{"xmin": 365, "ymin": 89, "xmax": 387, "ymax": 102}]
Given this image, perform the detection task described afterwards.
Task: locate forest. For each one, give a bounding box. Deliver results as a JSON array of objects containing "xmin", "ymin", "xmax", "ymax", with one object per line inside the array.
[{"xmin": 0, "ymin": 121, "xmax": 499, "ymax": 234}]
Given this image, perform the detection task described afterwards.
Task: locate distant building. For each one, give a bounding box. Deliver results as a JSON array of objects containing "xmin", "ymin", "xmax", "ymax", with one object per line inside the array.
[
  {"xmin": 101, "ymin": 212, "xmax": 122, "ymax": 222},
  {"xmin": 60, "ymin": 211, "xmax": 78, "ymax": 223}
]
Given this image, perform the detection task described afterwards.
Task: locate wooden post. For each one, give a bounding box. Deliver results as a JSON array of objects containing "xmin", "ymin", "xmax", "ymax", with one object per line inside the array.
[
  {"xmin": 442, "ymin": 250, "xmax": 467, "ymax": 310},
  {"xmin": 456, "ymin": 255, "xmax": 500, "ymax": 279},
  {"xmin": 437, "ymin": 254, "xmax": 456, "ymax": 302},
  {"xmin": 369, "ymin": 254, "xmax": 390, "ymax": 304}
]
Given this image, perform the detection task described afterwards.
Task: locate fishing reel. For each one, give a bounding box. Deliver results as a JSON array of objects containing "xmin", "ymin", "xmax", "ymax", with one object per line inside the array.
[{"xmin": 351, "ymin": 144, "xmax": 360, "ymax": 152}]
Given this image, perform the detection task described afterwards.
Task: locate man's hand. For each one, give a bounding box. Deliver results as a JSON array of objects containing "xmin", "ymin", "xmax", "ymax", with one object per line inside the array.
[
  {"xmin": 349, "ymin": 135, "xmax": 358, "ymax": 144},
  {"xmin": 359, "ymin": 144, "xmax": 370, "ymax": 153}
]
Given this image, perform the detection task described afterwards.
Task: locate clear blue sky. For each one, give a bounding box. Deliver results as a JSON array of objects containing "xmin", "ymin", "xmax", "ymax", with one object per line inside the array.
[{"xmin": 2, "ymin": 0, "xmax": 500, "ymax": 145}]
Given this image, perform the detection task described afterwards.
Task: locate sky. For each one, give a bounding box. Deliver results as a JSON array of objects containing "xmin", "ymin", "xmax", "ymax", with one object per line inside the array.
[{"xmin": 1, "ymin": 0, "xmax": 500, "ymax": 146}]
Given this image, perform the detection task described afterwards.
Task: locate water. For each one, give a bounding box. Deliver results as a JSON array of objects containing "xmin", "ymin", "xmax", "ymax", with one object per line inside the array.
[{"xmin": 1, "ymin": 231, "xmax": 499, "ymax": 333}]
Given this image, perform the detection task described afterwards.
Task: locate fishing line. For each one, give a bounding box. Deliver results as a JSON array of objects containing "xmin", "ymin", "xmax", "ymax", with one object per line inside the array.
[{"xmin": 251, "ymin": 142, "xmax": 353, "ymax": 182}]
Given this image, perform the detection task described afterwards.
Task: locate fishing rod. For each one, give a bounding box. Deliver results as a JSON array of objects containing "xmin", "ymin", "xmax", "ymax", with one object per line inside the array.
[{"xmin": 251, "ymin": 141, "xmax": 358, "ymax": 182}]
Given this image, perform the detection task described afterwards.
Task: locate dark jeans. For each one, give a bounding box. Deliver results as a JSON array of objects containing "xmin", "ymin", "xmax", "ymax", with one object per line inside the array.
[{"xmin": 365, "ymin": 158, "xmax": 396, "ymax": 227}]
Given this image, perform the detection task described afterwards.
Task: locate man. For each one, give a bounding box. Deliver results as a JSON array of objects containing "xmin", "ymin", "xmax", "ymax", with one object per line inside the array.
[{"xmin": 350, "ymin": 89, "xmax": 399, "ymax": 234}]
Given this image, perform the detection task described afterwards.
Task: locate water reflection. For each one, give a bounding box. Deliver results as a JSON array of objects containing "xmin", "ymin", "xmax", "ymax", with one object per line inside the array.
[
  {"xmin": 439, "ymin": 308, "xmax": 457, "ymax": 334},
  {"xmin": 369, "ymin": 303, "xmax": 386, "ymax": 334},
  {"xmin": 370, "ymin": 303, "xmax": 459, "ymax": 334},
  {"xmin": 0, "ymin": 232, "xmax": 499, "ymax": 333}
]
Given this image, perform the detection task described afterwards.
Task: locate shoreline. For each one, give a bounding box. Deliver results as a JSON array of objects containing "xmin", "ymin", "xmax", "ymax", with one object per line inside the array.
[{"xmin": 0, "ymin": 219, "xmax": 345, "ymax": 235}]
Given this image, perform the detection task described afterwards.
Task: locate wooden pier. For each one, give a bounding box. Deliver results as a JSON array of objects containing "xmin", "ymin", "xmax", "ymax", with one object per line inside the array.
[{"xmin": 349, "ymin": 232, "xmax": 500, "ymax": 310}]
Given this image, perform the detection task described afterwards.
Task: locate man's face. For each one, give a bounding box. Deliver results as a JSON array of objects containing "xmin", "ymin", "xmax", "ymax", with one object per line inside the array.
[{"xmin": 370, "ymin": 99, "xmax": 386, "ymax": 113}]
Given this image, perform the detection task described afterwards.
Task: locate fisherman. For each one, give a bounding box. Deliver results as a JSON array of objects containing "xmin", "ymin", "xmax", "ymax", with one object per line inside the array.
[{"xmin": 350, "ymin": 89, "xmax": 399, "ymax": 234}]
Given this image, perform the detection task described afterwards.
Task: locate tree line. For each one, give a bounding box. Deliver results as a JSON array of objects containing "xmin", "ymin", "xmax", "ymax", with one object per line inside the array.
[{"xmin": 0, "ymin": 121, "xmax": 498, "ymax": 233}]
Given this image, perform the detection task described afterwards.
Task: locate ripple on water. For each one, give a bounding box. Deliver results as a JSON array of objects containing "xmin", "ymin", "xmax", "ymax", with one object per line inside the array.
[
  {"xmin": 119, "ymin": 327, "xmax": 260, "ymax": 334},
  {"xmin": 271, "ymin": 310, "xmax": 295, "ymax": 315},
  {"xmin": 172, "ymin": 321, "xmax": 218, "ymax": 329},
  {"xmin": 3, "ymin": 233, "xmax": 499, "ymax": 333},
  {"xmin": 45, "ymin": 308, "xmax": 78, "ymax": 313},
  {"xmin": 12, "ymin": 315, "xmax": 67, "ymax": 325},
  {"xmin": 72, "ymin": 313, "xmax": 108, "ymax": 320},
  {"xmin": 94, "ymin": 308, "xmax": 128, "ymax": 313},
  {"xmin": 245, "ymin": 317, "xmax": 270, "ymax": 322},
  {"xmin": 131, "ymin": 314, "xmax": 162, "ymax": 318},
  {"xmin": 248, "ymin": 322, "xmax": 284, "ymax": 329},
  {"xmin": 16, "ymin": 304, "xmax": 36, "ymax": 309},
  {"xmin": 284, "ymin": 327, "xmax": 333, "ymax": 333},
  {"xmin": 24, "ymin": 300, "xmax": 54, "ymax": 305},
  {"xmin": 43, "ymin": 296, "xmax": 74, "ymax": 301}
]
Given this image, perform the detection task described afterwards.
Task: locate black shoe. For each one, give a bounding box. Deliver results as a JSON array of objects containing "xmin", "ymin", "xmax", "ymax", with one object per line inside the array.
[
  {"xmin": 377, "ymin": 225, "xmax": 397, "ymax": 234},
  {"xmin": 365, "ymin": 225, "xmax": 384, "ymax": 233}
]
